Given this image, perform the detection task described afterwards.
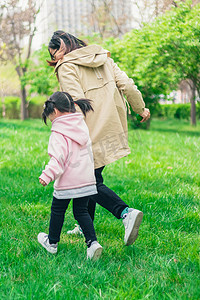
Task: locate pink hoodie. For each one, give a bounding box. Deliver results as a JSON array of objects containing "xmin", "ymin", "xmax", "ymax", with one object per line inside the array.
[{"xmin": 39, "ymin": 113, "xmax": 96, "ymax": 190}]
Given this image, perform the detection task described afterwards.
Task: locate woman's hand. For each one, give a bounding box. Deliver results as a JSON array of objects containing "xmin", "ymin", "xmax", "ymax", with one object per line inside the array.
[
  {"xmin": 140, "ymin": 108, "xmax": 150, "ymax": 122},
  {"xmin": 39, "ymin": 178, "xmax": 47, "ymax": 186}
]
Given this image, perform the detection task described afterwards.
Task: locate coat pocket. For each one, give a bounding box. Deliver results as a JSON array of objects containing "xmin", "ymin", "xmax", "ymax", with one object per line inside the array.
[{"xmin": 80, "ymin": 65, "xmax": 114, "ymax": 93}]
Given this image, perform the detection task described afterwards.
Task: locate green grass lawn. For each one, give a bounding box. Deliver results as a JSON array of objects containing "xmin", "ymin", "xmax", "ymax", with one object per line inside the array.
[{"xmin": 0, "ymin": 118, "xmax": 199, "ymax": 299}]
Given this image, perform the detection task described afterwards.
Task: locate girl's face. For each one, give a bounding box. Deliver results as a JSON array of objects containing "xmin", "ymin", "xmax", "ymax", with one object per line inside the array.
[{"xmin": 48, "ymin": 109, "xmax": 58, "ymax": 122}]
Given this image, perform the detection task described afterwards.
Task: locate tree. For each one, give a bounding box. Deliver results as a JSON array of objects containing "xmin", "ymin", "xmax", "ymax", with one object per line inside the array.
[
  {"xmin": 25, "ymin": 44, "xmax": 59, "ymax": 96},
  {"xmin": 104, "ymin": 0, "xmax": 200, "ymax": 126},
  {"xmin": 0, "ymin": 0, "xmax": 40, "ymax": 120},
  {"xmin": 103, "ymin": 30, "xmax": 178, "ymax": 122},
  {"xmin": 84, "ymin": 0, "xmax": 132, "ymax": 38},
  {"xmin": 132, "ymin": 0, "xmax": 200, "ymax": 27},
  {"xmin": 148, "ymin": 0, "xmax": 200, "ymax": 125}
]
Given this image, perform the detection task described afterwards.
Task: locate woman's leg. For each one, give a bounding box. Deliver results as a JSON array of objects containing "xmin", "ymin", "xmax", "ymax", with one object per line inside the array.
[
  {"xmin": 73, "ymin": 196, "xmax": 97, "ymax": 246},
  {"xmin": 90, "ymin": 167, "xmax": 143, "ymax": 246},
  {"xmin": 90, "ymin": 166, "xmax": 128, "ymax": 219},
  {"xmin": 48, "ymin": 196, "xmax": 70, "ymax": 244},
  {"xmin": 87, "ymin": 198, "xmax": 96, "ymax": 221}
]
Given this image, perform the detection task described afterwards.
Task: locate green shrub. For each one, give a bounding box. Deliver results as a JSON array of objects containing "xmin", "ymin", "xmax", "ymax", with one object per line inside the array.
[
  {"xmin": 152, "ymin": 102, "xmax": 164, "ymax": 117},
  {"xmin": 0, "ymin": 96, "xmax": 47, "ymax": 119},
  {"xmin": 128, "ymin": 106, "xmax": 151, "ymax": 130},
  {"xmin": 196, "ymin": 101, "xmax": 200, "ymax": 119},
  {"xmin": 164, "ymin": 104, "xmax": 178, "ymax": 118},
  {"xmin": 0, "ymin": 96, "xmax": 21, "ymax": 119},
  {"xmin": 154, "ymin": 103, "xmax": 200, "ymax": 120},
  {"xmin": 1, "ymin": 95, "xmax": 200, "ymax": 122},
  {"xmin": 174, "ymin": 104, "xmax": 190, "ymax": 120},
  {"xmin": 28, "ymin": 96, "xmax": 46, "ymax": 119}
]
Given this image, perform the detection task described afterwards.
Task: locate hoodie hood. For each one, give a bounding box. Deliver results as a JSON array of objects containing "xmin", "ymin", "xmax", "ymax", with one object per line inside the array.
[
  {"xmin": 51, "ymin": 113, "xmax": 89, "ymax": 146},
  {"xmin": 55, "ymin": 45, "xmax": 110, "ymax": 71}
]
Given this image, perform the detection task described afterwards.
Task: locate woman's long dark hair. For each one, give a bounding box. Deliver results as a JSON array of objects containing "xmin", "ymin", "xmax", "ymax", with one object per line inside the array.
[
  {"xmin": 48, "ymin": 31, "xmax": 87, "ymax": 66},
  {"xmin": 42, "ymin": 91, "xmax": 93, "ymax": 125}
]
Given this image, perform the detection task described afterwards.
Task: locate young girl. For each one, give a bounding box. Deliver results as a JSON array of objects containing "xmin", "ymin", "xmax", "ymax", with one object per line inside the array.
[{"xmin": 37, "ymin": 91, "xmax": 102, "ymax": 260}]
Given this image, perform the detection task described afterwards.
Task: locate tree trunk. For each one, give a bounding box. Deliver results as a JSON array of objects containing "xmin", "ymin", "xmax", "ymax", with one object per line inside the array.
[
  {"xmin": 190, "ymin": 84, "xmax": 196, "ymax": 126},
  {"xmin": 2, "ymin": 97, "xmax": 6, "ymax": 118},
  {"xmin": 145, "ymin": 117, "xmax": 151, "ymax": 130},
  {"xmin": 21, "ymin": 86, "xmax": 28, "ymax": 120},
  {"xmin": 1, "ymin": 87, "xmax": 6, "ymax": 118}
]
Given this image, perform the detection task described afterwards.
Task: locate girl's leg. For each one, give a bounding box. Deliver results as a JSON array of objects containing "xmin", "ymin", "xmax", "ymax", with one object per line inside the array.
[
  {"xmin": 90, "ymin": 166, "xmax": 128, "ymax": 219},
  {"xmin": 48, "ymin": 196, "xmax": 70, "ymax": 244},
  {"xmin": 73, "ymin": 196, "xmax": 97, "ymax": 246}
]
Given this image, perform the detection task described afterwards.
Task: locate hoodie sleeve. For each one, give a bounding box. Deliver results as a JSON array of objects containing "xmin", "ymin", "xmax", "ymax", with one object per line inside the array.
[
  {"xmin": 110, "ymin": 58, "xmax": 145, "ymax": 115},
  {"xmin": 39, "ymin": 132, "xmax": 68, "ymax": 185},
  {"xmin": 57, "ymin": 63, "xmax": 85, "ymax": 101}
]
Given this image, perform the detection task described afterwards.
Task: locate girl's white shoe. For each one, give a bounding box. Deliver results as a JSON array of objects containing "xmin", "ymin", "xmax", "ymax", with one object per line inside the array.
[
  {"xmin": 37, "ymin": 232, "xmax": 58, "ymax": 254},
  {"xmin": 87, "ymin": 241, "xmax": 103, "ymax": 261}
]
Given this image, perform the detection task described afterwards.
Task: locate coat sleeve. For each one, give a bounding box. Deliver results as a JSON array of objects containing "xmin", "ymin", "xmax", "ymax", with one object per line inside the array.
[
  {"xmin": 110, "ymin": 58, "xmax": 145, "ymax": 115},
  {"xmin": 39, "ymin": 133, "xmax": 68, "ymax": 185},
  {"xmin": 57, "ymin": 63, "xmax": 85, "ymax": 100}
]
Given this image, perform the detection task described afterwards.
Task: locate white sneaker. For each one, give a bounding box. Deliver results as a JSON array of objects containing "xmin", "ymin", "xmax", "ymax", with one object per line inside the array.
[
  {"xmin": 37, "ymin": 232, "xmax": 58, "ymax": 254},
  {"xmin": 123, "ymin": 209, "xmax": 143, "ymax": 246},
  {"xmin": 67, "ymin": 224, "xmax": 83, "ymax": 235},
  {"xmin": 87, "ymin": 241, "xmax": 103, "ymax": 261}
]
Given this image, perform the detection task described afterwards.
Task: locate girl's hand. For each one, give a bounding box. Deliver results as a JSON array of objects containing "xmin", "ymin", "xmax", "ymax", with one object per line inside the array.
[
  {"xmin": 39, "ymin": 178, "xmax": 47, "ymax": 186},
  {"xmin": 140, "ymin": 108, "xmax": 150, "ymax": 122}
]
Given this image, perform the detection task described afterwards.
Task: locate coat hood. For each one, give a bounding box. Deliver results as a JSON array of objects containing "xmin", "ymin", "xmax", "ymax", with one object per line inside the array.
[
  {"xmin": 55, "ymin": 45, "xmax": 110, "ymax": 71},
  {"xmin": 51, "ymin": 113, "xmax": 89, "ymax": 146}
]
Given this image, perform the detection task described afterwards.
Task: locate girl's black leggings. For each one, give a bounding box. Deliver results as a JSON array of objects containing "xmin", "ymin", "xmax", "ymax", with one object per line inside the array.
[
  {"xmin": 48, "ymin": 196, "xmax": 97, "ymax": 246},
  {"xmin": 88, "ymin": 166, "xmax": 128, "ymax": 221}
]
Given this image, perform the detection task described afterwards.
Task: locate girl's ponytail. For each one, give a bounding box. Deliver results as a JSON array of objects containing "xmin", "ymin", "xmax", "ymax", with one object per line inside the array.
[
  {"xmin": 42, "ymin": 100, "xmax": 55, "ymax": 125},
  {"xmin": 42, "ymin": 92, "xmax": 94, "ymax": 124},
  {"xmin": 74, "ymin": 99, "xmax": 94, "ymax": 116}
]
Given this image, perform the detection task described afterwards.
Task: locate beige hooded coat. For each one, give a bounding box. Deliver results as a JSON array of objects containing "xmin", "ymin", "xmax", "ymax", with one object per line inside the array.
[{"xmin": 55, "ymin": 45, "xmax": 145, "ymax": 169}]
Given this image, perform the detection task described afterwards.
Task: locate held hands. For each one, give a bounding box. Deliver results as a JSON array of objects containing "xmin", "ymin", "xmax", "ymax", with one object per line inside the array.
[
  {"xmin": 139, "ymin": 108, "xmax": 150, "ymax": 123},
  {"xmin": 39, "ymin": 178, "xmax": 47, "ymax": 186}
]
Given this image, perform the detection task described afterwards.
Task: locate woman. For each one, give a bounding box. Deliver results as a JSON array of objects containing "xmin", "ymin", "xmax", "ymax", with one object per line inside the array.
[{"xmin": 47, "ymin": 30, "xmax": 150, "ymax": 246}]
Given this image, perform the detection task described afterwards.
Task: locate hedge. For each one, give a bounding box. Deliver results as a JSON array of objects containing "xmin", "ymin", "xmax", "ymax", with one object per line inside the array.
[
  {"xmin": 0, "ymin": 96, "xmax": 21, "ymax": 119},
  {"xmin": 0, "ymin": 96, "xmax": 46, "ymax": 119},
  {"xmin": 28, "ymin": 96, "xmax": 46, "ymax": 119},
  {"xmin": 0, "ymin": 96, "xmax": 200, "ymax": 121},
  {"xmin": 153, "ymin": 103, "xmax": 200, "ymax": 120}
]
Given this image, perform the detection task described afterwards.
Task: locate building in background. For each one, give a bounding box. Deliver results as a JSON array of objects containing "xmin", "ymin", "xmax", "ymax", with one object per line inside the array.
[{"xmin": 33, "ymin": 0, "xmax": 132, "ymax": 48}]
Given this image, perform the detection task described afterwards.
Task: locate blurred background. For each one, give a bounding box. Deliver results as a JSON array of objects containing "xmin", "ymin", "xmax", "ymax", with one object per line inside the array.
[{"xmin": 0, "ymin": 0, "xmax": 200, "ymax": 127}]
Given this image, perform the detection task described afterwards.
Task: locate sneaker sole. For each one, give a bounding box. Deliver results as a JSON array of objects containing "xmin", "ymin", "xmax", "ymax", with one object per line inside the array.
[
  {"xmin": 91, "ymin": 247, "xmax": 103, "ymax": 261},
  {"xmin": 125, "ymin": 211, "xmax": 143, "ymax": 246}
]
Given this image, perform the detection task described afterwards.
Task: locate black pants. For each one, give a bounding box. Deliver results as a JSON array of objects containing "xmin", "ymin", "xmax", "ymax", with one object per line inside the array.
[
  {"xmin": 48, "ymin": 196, "xmax": 97, "ymax": 245},
  {"xmin": 88, "ymin": 166, "xmax": 128, "ymax": 221}
]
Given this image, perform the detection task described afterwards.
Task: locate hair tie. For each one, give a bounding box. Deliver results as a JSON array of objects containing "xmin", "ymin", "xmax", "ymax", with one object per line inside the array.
[{"xmin": 43, "ymin": 98, "xmax": 55, "ymax": 109}]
